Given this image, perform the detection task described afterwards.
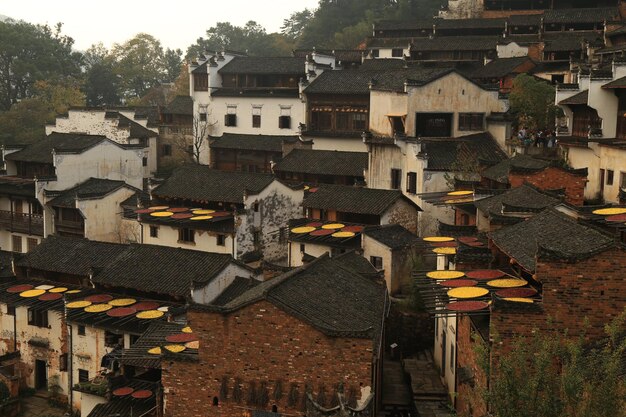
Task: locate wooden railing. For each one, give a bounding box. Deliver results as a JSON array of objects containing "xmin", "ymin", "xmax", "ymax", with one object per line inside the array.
[{"xmin": 0, "ymin": 210, "xmax": 43, "ymax": 235}]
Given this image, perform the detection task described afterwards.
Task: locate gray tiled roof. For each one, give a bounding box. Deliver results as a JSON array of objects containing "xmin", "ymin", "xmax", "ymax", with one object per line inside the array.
[
  {"xmin": 436, "ymin": 18, "xmax": 506, "ymax": 30},
  {"xmin": 363, "ymin": 224, "xmax": 420, "ymax": 250},
  {"xmin": 304, "ymin": 66, "xmax": 453, "ymax": 95},
  {"xmin": 302, "ymin": 184, "xmax": 420, "ymax": 215},
  {"xmin": 422, "ymin": 132, "xmax": 507, "ymax": 171},
  {"xmin": 509, "ymin": 14, "xmax": 542, "ymax": 26},
  {"xmin": 473, "ymin": 56, "xmax": 533, "ymax": 79},
  {"xmin": 274, "ymin": 149, "xmax": 368, "ymax": 177},
  {"xmin": 474, "ymin": 184, "xmax": 560, "ymax": 217},
  {"xmin": 46, "ymin": 178, "xmax": 131, "ymax": 208},
  {"xmin": 92, "ymin": 244, "xmax": 236, "ymax": 297},
  {"xmin": 17, "ymin": 235, "xmax": 127, "ymax": 276},
  {"xmin": 18, "ymin": 235, "xmax": 240, "ymax": 297},
  {"xmin": 116, "ymin": 113, "xmax": 158, "ymax": 139},
  {"xmin": 482, "ymin": 154, "xmax": 552, "ymax": 183},
  {"xmin": 543, "ymin": 33, "xmax": 603, "ymax": 52},
  {"xmin": 6, "ymin": 132, "xmax": 107, "ymax": 164},
  {"xmin": 153, "ymin": 165, "xmax": 275, "ymax": 204},
  {"xmin": 602, "ymin": 76, "xmax": 626, "ymax": 89},
  {"xmin": 558, "ymin": 89, "xmax": 588, "ymax": 105},
  {"xmin": 218, "ymin": 255, "xmax": 387, "ymax": 338},
  {"xmin": 210, "ymin": 133, "xmax": 297, "ymax": 152},
  {"xmin": 211, "ymin": 276, "xmax": 260, "ymax": 306},
  {"xmin": 543, "ymin": 7, "xmax": 619, "ymax": 24},
  {"xmin": 163, "ymin": 95, "xmax": 193, "ymax": 115},
  {"xmin": 218, "ymin": 57, "xmax": 305, "ymax": 75},
  {"xmin": 489, "ymin": 209, "xmax": 614, "ymax": 271}
]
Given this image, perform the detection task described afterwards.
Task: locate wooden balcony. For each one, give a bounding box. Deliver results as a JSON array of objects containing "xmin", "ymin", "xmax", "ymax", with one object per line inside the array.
[
  {"xmin": 0, "ymin": 210, "xmax": 44, "ymax": 236},
  {"xmin": 55, "ymin": 219, "xmax": 84, "ymax": 237}
]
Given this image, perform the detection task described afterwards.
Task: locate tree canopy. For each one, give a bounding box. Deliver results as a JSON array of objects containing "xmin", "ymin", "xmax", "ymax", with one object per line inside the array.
[{"xmin": 509, "ymin": 73, "xmax": 561, "ymax": 130}]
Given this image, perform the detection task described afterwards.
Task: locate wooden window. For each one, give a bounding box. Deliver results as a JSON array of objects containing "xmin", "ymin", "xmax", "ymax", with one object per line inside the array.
[
  {"xmin": 252, "ymin": 115, "xmax": 261, "ymax": 128},
  {"xmin": 32, "ymin": 203, "xmax": 43, "ymax": 215},
  {"xmin": 620, "ymin": 172, "xmax": 626, "ymax": 188},
  {"xmin": 59, "ymin": 353, "xmax": 68, "ymax": 372},
  {"xmin": 392, "ymin": 48, "xmax": 403, "ymax": 57},
  {"xmin": 607, "ymin": 170, "xmax": 614, "ymax": 185},
  {"xmin": 370, "ymin": 256, "xmax": 383, "ymax": 270},
  {"xmin": 406, "ymin": 172, "xmax": 417, "ymax": 194},
  {"xmin": 6, "ymin": 305, "xmax": 15, "ymax": 316},
  {"xmin": 217, "ymin": 234, "xmax": 226, "ymax": 246},
  {"xmin": 12, "ymin": 235, "xmax": 22, "ymax": 253},
  {"xmin": 279, "ymin": 115, "xmax": 291, "ymax": 129},
  {"xmin": 225, "ymin": 114, "xmax": 237, "ymax": 127},
  {"xmin": 78, "ymin": 369, "xmax": 89, "ymax": 383},
  {"xmin": 193, "ymin": 74, "xmax": 208, "ymax": 92},
  {"xmin": 162, "ymin": 144, "xmax": 172, "ymax": 156},
  {"xmin": 199, "ymin": 113, "xmax": 207, "ymax": 122},
  {"xmin": 142, "ymin": 157, "xmax": 148, "ymax": 167},
  {"xmin": 149, "ymin": 226, "xmax": 159, "ymax": 238},
  {"xmin": 300, "ymin": 244, "xmax": 305, "ymax": 252},
  {"xmin": 311, "ymin": 109, "xmax": 332, "ymax": 131},
  {"xmin": 458, "ymin": 113, "xmax": 484, "ymax": 131},
  {"xmin": 353, "ymin": 113, "xmax": 367, "ymax": 130},
  {"xmin": 391, "ymin": 168, "xmax": 402, "ymax": 190},
  {"xmin": 179, "ymin": 228, "xmax": 195, "ymax": 243},
  {"xmin": 78, "ymin": 325, "xmax": 86, "ymax": 336},
  {"xmin": 371, "ymin": 49, "xmax": 379, "ymax": 57},
  {"xmin": 28, "ymin": 308, "xmax": 48, "ymax": 328},
  {"xmin": 27, "ymin": 238, "xmax": 38, "ymax": 252},
  {"xmin": 389, "ymin": 116, "xmax": 405, "ymax": 135}
]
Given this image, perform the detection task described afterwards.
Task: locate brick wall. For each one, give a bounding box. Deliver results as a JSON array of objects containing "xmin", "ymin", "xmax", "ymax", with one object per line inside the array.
[
  {"xmin": 458, "ymin": 247, "xmax": 626, "ymax": 416},
  {"xmin": 162, "ymin": 300, "xmax": 376, "ymax": 417},
  {"xmin": 455, "ymin": 316, "xmax": 488, "ymax": 417},
  {"xmin": 508, "ymin": 167, "xmax": 586, "ymax": 206}
]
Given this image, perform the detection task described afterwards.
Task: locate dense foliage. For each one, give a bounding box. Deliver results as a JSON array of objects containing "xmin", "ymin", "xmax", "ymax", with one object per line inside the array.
[
  {"xmin": 470, "ymin": 313, "xmax": 626, "ymax": 417},
  {"xmin": 509, "ymin": 73, "xmax": 561, "ymax": 130}
]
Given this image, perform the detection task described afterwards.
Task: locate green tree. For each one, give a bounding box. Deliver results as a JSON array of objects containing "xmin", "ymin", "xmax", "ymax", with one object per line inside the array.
[
  {"xmin": 0, "ymin": 79, "xmax": 85, "ymax": 144},
  {"xmin": 471, "ymin": 313, "xmax": 626, "ymax": 417},
  {"xmin": 0, "ymin": 21, "xmax": 82, "ymax": 110},
  {"xmin": 111, "ymin": 33, "xmax": 167, "ymax": 99},
  {"xmin": 281, "ymin": 9, "xmax": 314, "ymax": 41},
  {"xmin": 186, "ymin": 21, "xmax": 291, "ymax": 58},
  {"xmin": 164, "ymin": 48, "xmax": 183, "ymax": 82},
  {"xmin": 509, "ymin": 73, "xmax": 561, "ymax": 130}
]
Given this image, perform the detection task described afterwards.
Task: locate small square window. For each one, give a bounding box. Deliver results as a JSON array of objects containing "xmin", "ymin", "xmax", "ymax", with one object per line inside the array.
[
  {"xmin": 217, "ymin": 234, "xmax": 226, "ymax": 246},
  {"xmin": 371, "ymin": 49, "xmax": 379, "ymax": 58},
  {"xmin": 6, "ymin": 305, "xmax": 15, "ymax": 316},
  {"xmin": 370, "ymin": 256, "xmax": 383, "ymax": 270},
  {"xmin": 406, "ymin": 172, "xmax": 417, "ymax": 194},
  {"xmin": 607, "ymin": 169, "xmax": 614, "ymax": 185},
  {"xmin": 392, "ymin": 48, "xmax": 403, "ymax": 57},
  {"xmin": 149, "ymin": 226, "xmax": 159, "ymax": 238},
  {"xmin": 162, "ymin": 144, "xmax": 172, "ymax": 156},
  {"xmin": 27, "ymin": 238, "xmax": 38, "ymax": 252},
  {"xmin": 279, "ymin": 115, "xmax": 291, "ymax": 129},
  {"xmin": 12, "ymin": 235, "xmax": 22, "ymax": 253},
  {"xmin": 391, "ymin": 168, "xmax": 402, "ymax": 190},
  {"xmin": 78, "ymin": 369, "xmax": 89, "ymax": 383},
  {"xmin": 252, "ymin": 114, "xmax": 261, "ymax": 128},
  {"xmin": 300, "ymin": 243, "xmax": 305, "ymax": 253},
  {"xmin": 179, "ymin": 228, "xmax": 195, "ymax": 243},
  {"xmin": 225, "ymin": 114, "xmax": 237, "ymax": 127},
  {"xmin": 28, "ymin": 308, "xmax": 48, "ymax": 327},
  {"xmin": 200, "ymin": 113, "xmax": 207, "ymax": 122},
  {"xmin": 78, "ymin": 325, "xmax": 86, "ymax": 336},
  {"xmin": 142, "ymin": 157, "xmax": 148, "ymax": 167}
]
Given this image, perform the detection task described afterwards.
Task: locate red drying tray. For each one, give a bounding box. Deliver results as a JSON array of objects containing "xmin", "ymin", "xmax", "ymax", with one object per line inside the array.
[
  {"xmin": 341, "ymin": 225, "xmax": 364, "ymax": 233},
  {"xmin": 133, "ymin": 301, "xmax": 161, "ymax": 311},
  {"xmin": 496, "ymin": 288, "xmax": 537, "ymax": 298},
  {"xmin": 113, "ymin": 387, "xmax": 134, "ymax": 396},
  {"xmin": 171, "ymin": 213, "xmax": 194, "ymax": 219},
  {"xmin": 464, "ymin": 241, "xmax": 485, "ymax": 247},
  {"xmin": 107, "ymin": 307, "xmax": 137, "ymax": 317},
  {"xmin": 39, "ymin": 293, "xmax": 63, "ymax": 301},
  {"xmin": 446, "ymin": 301, "xmax": 489, "ymax": 312},
  {"xmin": 605, "ymin": 214, "xmax": 626, "ymax": 222},
  {"xmin": 85, "ymin": 294, "xmax": 114, "ymax": 303},
  {"xmin": 465, "ymin": 270, "xmax": 505, "ymax": 280},
  {"xmin": 165, "ymin": 333, "xmax": 198, "ymax": 343},
  {"xmin": 457, "ymin": 236, "xmax": 478, "ymax": 243},
  {"xmin": 132, "ymin": 390, "xmax": 152, "ymax": 399},
  {"xmin": 134, "ymin": 208, "xmax": 154, "ymax": 214},
  {"xmin": 306, "ymin": 222, "xmax": 323, "ymax": 227},
  {"xmin": 7, "ymin": 284, "xmax": 34, "ymax": 293},
  {"xmin": 439, "ymin": 279, "xmax": 478, "ymax": 288},
  {"xmin": 168, "ymin": 207, "xmax": 189, "ymax": 213},
  {"xmin": 210, "ymin": 211, "xmax": 231, "ymax": 217}
]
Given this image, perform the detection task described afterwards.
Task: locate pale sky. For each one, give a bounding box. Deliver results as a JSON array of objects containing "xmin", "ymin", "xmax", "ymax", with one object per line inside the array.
[{"xmin": 1, "ymin": 0, "xmax": 320, "ymax": 52}]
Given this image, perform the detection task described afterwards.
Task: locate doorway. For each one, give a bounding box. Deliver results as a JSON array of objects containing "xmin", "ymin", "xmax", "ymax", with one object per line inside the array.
[{"xmin": 35, "ymin": 359, "xmax": 47, "ymax": 390}]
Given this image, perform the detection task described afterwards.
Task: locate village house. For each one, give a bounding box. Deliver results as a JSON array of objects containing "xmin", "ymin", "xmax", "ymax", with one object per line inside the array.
[
  {"xmin": 160, "ymin": 254, "xmax": 388, "ymax": 417},
  {"xmin": 45, "ymin": 107, "xmax": 159, "ymax": 178},
  {"xmin": 0, "ymin": 132, "xmax": 144, "ymax": 251},
  {"xmin": 556, "ymin": 60, "xmax": 626, "ymax": 203},
  {"xmin": 129, "ymin": 164, "xmax": 304, "ymax": 263}
]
